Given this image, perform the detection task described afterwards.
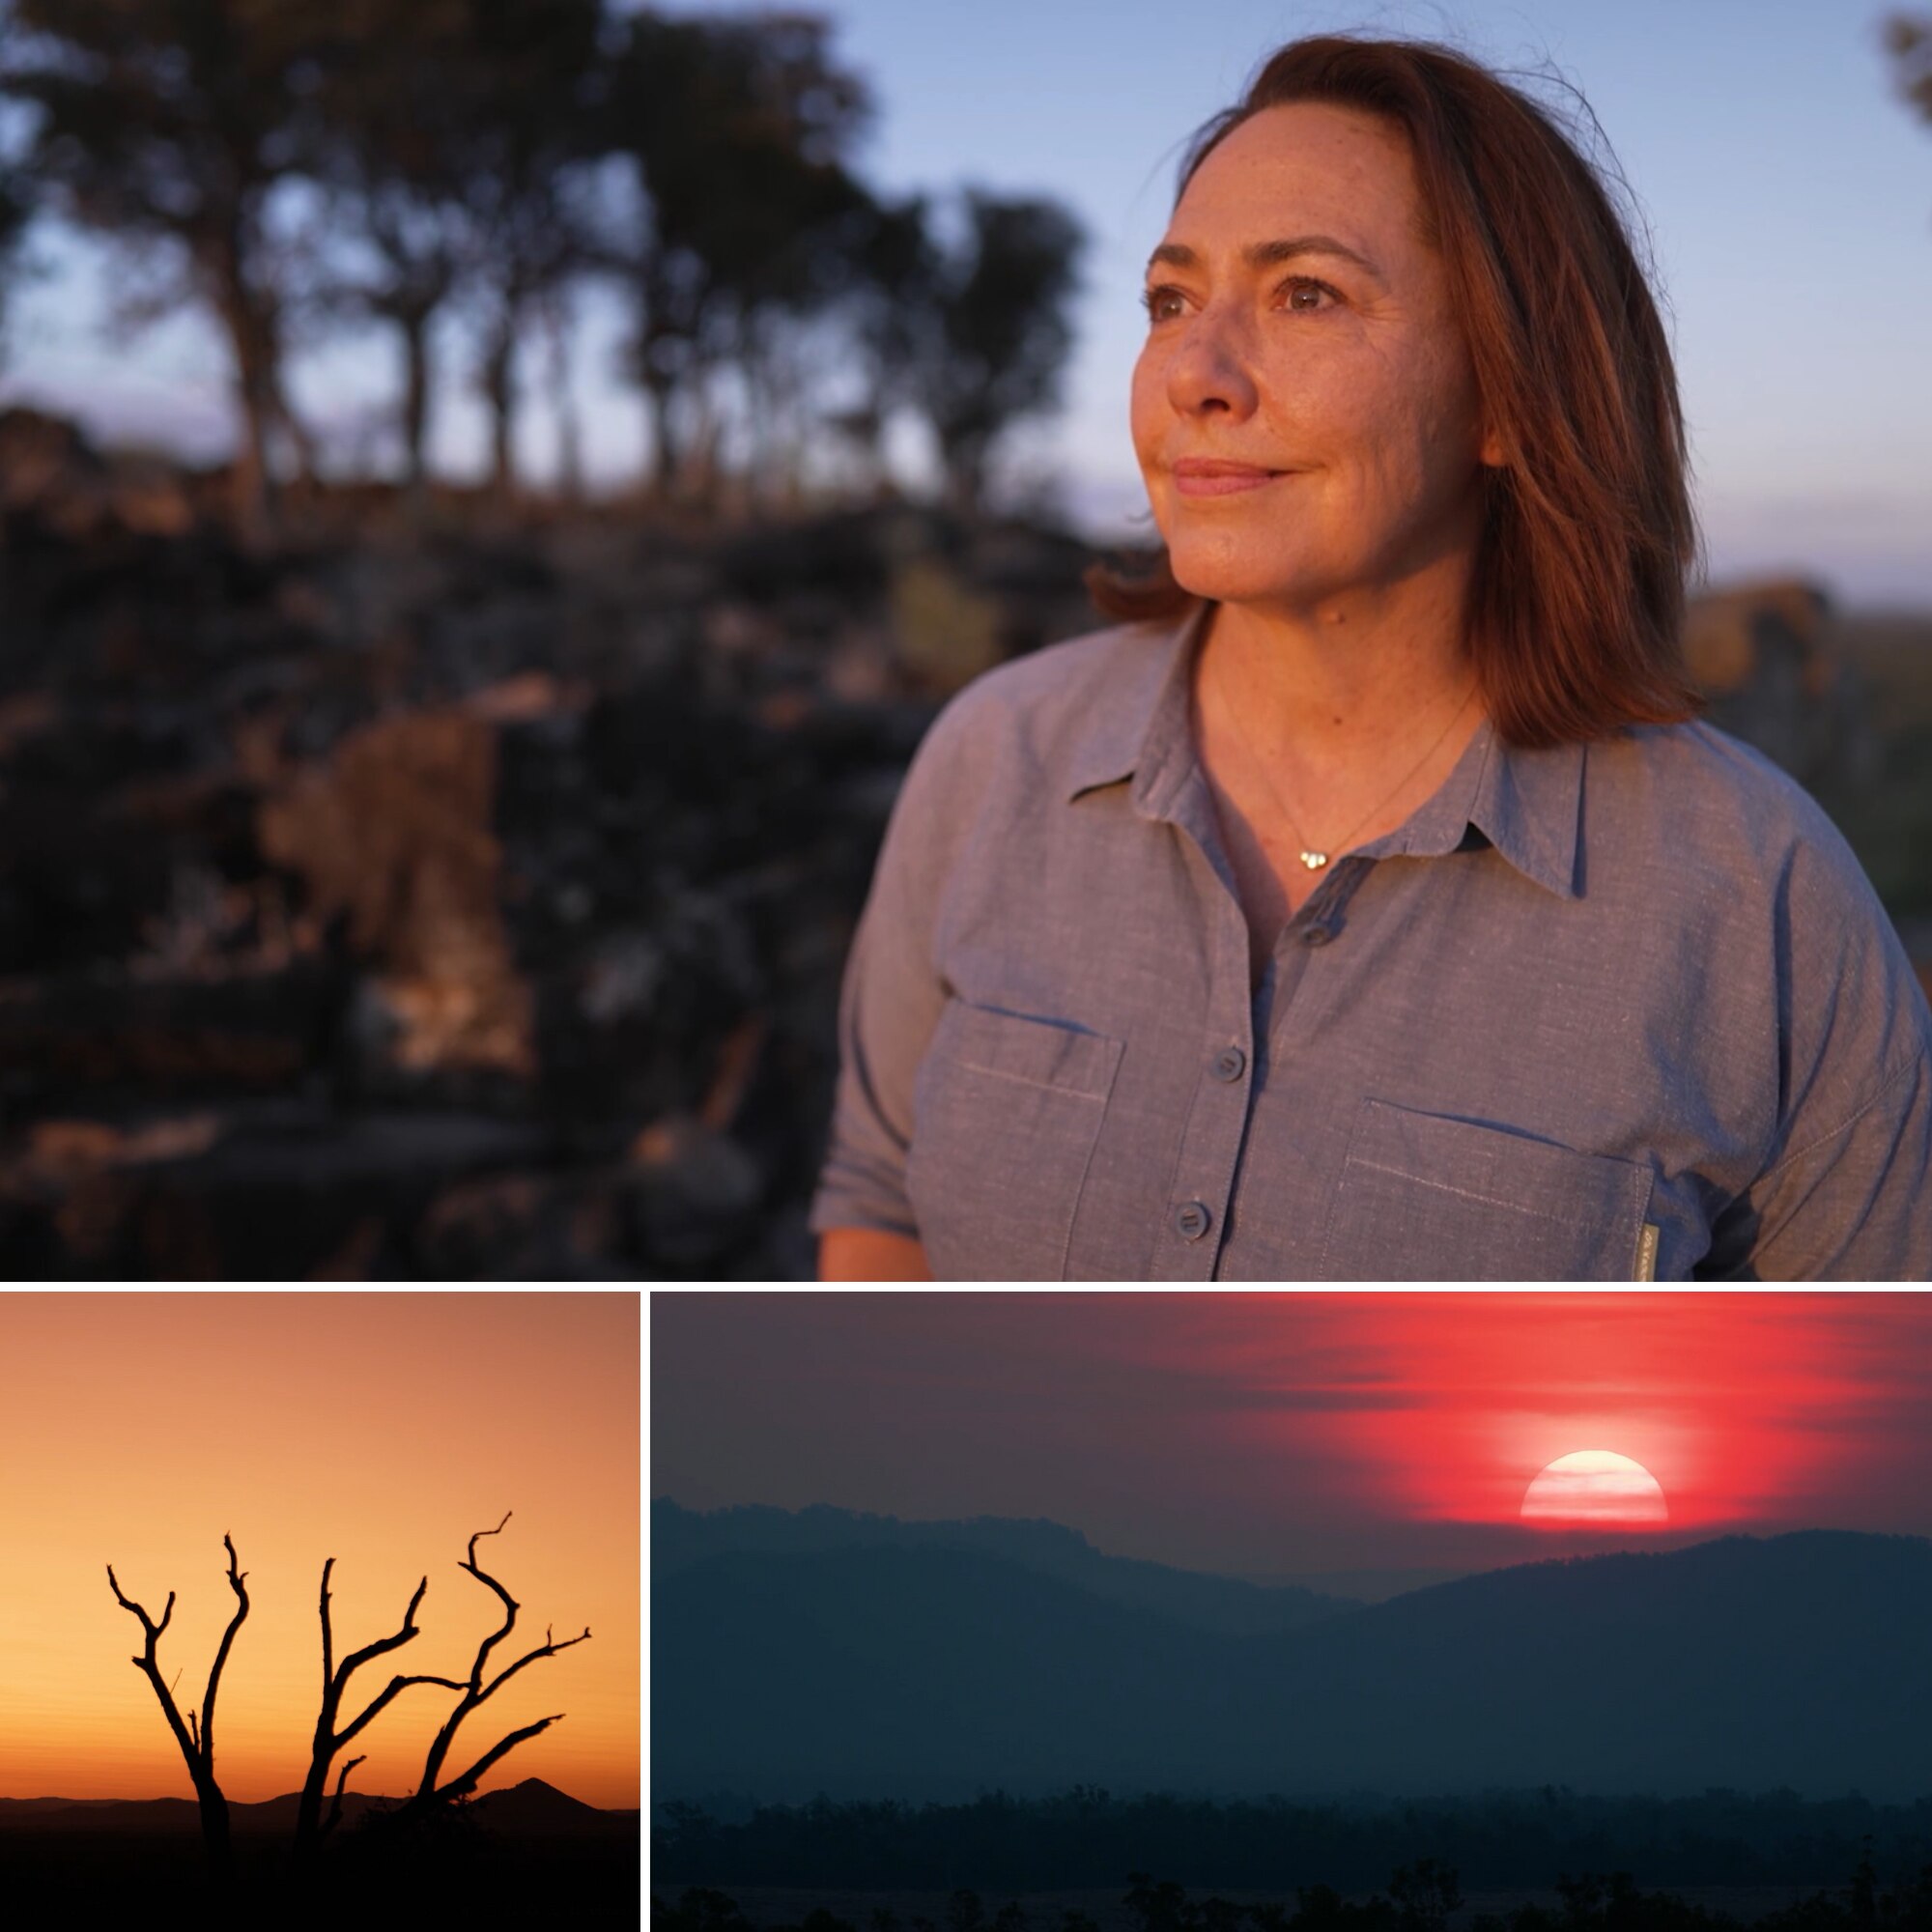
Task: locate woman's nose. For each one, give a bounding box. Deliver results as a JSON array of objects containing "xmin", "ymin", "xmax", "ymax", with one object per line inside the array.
[{"xmin": 1165, "ymin": 306, "xmax": 1261, "ymax": 417}]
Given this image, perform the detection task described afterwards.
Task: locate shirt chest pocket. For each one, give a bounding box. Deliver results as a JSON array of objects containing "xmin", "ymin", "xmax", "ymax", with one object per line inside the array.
[
  {"xmin": 1319, "ymin": 1097, "xmax": 1656, "ymax": 1282},
  {"xmin": 905, "ymin": 1000, "xmax": 1123, "ymax": 1281}
]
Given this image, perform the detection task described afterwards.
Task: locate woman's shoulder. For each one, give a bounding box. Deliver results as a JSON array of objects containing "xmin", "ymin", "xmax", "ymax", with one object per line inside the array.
[
  {"xmin": 1594, "ymin": 715, "xmax": 1926, "ymax": 1041},
  {"xmin": 935, "ymin": 616, "xmax": 1172, "ymax": 724},
  {"xmin": 909, "ymin": 616, "xmax": 1179, "ymax": 780},
  {"xmin": 1594, "ymin": 715, "xmax": 1871, "ymax": 882}
]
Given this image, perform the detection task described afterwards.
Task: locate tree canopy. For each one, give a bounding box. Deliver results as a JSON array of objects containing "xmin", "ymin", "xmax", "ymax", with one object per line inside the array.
[{"xmin": 0, "ymin": 2, "xmax": 1091, "ymax": 522}]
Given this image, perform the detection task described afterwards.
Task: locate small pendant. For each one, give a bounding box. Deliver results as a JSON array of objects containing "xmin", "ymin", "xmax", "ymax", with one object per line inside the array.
[{"xmin": 1298, "ymin": 850, "xmax": 1329, "ymax": 870}]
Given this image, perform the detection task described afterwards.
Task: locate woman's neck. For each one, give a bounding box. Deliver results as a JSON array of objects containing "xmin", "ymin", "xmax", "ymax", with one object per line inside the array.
[
  {"xmin": 1194, "ymin": 589, "xmax": 1485, "ymax": 792},
  {"xmin": 1188, "ymin": 592, "xmax": 1491, "ymax": 875}
]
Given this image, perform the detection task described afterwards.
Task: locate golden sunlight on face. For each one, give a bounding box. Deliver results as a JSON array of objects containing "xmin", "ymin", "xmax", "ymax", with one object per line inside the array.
[{"xmin": 1131, "ymin": 101, "xmax": 1501, "ymax": 614}]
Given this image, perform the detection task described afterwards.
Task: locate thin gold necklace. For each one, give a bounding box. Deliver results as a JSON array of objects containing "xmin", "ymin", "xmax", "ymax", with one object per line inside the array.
[{"xmin": 1213, "ymin": 645, "xmax": 1480, "ymax": 871}]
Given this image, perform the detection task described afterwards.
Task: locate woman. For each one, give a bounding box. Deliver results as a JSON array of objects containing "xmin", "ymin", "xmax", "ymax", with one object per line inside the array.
[{"xmin": 810, "ymin": 34, "xmax": 1932, "ymax": 1281}]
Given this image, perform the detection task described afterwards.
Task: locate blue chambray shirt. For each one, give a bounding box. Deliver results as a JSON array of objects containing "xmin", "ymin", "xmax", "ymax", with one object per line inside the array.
[{"xmin": 808, "ymin": 607, "xmax": 1932, "ymax": 1280}]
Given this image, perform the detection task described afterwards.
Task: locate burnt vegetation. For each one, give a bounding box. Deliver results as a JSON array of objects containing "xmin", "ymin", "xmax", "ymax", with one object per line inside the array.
[{"xmin": 0, "ymin": 1, "xmax": 1102, "ymax": 1283}]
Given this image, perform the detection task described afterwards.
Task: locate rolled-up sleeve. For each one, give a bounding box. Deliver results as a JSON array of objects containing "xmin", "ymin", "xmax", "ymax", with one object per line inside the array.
[
  {"xmin": 1719, "ymin": 1047, "xmax": 1932, "ymax": 1278},
  {"xmin": 1704, "ymin": 822, "xmax": 1932, "ymax": 1280},
  {"xmin": 806, "ymin": 701, "xmax": 967, "ymax": 1240}
]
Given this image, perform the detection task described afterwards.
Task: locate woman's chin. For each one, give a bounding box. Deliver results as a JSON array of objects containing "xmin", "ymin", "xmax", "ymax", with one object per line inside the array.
[{"xmin": 1164, "ymin": 547, "xmax": 1316, "ymax": 610}]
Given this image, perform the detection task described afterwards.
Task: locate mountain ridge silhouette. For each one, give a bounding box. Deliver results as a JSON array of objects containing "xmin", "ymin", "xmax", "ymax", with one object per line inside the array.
[
  {"xmin": 652, "ymin": 1495, "xmax": 1357, "ymax": 1635},
  {"xmin": 652, "ymin": 1514, "xmax": 1932, "ymax": 1806},
  {"xmin": 0, "ymin": 1776, "xmax": 638, "ymax": 1836}
]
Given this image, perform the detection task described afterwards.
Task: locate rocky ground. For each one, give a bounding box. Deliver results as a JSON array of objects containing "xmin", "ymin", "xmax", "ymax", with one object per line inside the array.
[
  {"xmin": 0, "ymin": 407, "xmax": 1096, "ymax": 1278},
  {"xmin": 1, "ymin": 406, "xmax": 1924, "ymax": 1279}
]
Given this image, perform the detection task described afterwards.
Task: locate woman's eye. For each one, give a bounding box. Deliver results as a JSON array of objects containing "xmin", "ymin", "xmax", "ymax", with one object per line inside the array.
[
  {"xmin": 1140, "ymin": 277, "xmax": 1339, "ymax": 324},
  {"xmin": 1279, "ymin": 276, "xmax": 1339, "ymax": 311}
]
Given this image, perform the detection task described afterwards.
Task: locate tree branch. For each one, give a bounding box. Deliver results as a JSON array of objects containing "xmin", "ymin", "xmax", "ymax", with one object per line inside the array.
[
  {"xmin": 320, "ymin": 1556, "xmax": 335, "ymax": 1701},
  {"xmin": 106, "ymin": 1565, "xmax": 174, "ymax": 1642},
  {"xmin": 459, "ymin": 1510, "xmax": 518, "ymax": 1692},
  {"xmin": 335, "ymin": 1669, "xmax": 467, "ymax": 1751},
  {"xmin": 321, "ymin": 1753, "xmax": 366, "ymax": 1842},
  {"xmin": 403, "ymin": 1515, "xmax": 589, "ymax": 1816},
  {"xmin": 336, "ymin": 1575, "xmax": 430, "ymax": 1684},
  {"xmin": 429, "ymin": 1713, "xmax": 564, "ymax": 1807},
  {"xmin": 198, "ymin": 1533, "xmax": 249, "ymax": 1766},
  {"xmin": 105, "ymin": 1564, "xmax": 197, "ymax": 1770},
  {"xmin": 467, "ymin": 1624, "xmax": 593, "ymax": 1718},
  {"xmin": 297, "ymin": 1563, "xmax": 446, "ymax": 1855}
]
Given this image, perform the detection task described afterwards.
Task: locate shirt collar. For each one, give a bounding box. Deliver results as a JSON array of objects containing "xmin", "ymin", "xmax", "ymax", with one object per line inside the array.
[{"xmin": 1062, "ymin": 602, "xmax": 1584, "ymax": 901}]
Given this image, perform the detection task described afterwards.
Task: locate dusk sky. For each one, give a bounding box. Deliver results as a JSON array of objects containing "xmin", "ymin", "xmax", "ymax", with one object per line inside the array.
[
  {"xmin": 4, "ymin": 1, "xmax": 1930, "ymax": 603},
  {"xmin": 651, "ymin": 1293, "xmax": 1932, "ymax": 1589},
  {"xmin": 0, "ymin": 1292, "xmax": 639, "ymax": 1808}
]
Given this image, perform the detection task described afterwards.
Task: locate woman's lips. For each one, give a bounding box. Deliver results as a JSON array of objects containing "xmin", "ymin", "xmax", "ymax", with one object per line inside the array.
[{"xmin": 1172, "ymin": 467, "xmax": 1293, "ymax": 497}]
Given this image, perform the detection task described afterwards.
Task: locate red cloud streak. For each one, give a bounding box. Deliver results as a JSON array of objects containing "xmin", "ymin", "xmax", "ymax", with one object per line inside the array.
[{"xmin": 652, "ymin": 1291, "xmax": 1932, "ymax": 1576}]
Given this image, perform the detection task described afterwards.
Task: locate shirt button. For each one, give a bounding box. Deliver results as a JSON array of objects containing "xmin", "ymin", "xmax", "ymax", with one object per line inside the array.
[
  {"xmin": 1301, "ymin": 924, "xmax": 1333, "ymax": 947},
  {"xmin": 1212, "ymin": 1046, "xmax": 1246, "ymax": 1082},
  {"xmin": 1173, "ymin": 1200, "xmax": 1212, "ymax": 1240}
]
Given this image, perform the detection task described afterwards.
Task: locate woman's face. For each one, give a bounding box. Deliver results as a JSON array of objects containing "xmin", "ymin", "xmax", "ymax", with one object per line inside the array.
[{"xmin": 1131, "ymin": 101, "xmax": 1501, "ymax": 615}]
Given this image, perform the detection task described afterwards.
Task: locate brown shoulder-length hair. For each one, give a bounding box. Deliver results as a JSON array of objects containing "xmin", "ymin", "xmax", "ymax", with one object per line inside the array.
[{"xmin": 1086, "ymin": 34, "xmax": 1705, "ymax": 748}]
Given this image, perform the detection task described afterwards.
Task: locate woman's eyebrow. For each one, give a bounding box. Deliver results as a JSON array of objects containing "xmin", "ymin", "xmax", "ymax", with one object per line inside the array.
[{"xmin": 1146, "ymin": 235, "xmax": 1385, "ymax": 281}]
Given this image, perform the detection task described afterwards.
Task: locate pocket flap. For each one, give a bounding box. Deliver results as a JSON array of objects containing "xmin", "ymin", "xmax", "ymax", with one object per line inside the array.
[
  {"xmin": 1321, "ymin": 1097, "xmax": 1655, "ymax": 1281},
  {"xmin": 933, "ymin": 1001, "xmax": 1122, "ymax": 1100}
]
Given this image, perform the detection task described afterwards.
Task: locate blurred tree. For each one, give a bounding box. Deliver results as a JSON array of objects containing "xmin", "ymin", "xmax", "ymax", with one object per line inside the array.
[
  {"xmin": 0, "ymin": 66, "xmax": 40, "ymax": 369},
  {"xmin": 0, "ymin": 0, "xmax": 331, "ymax": 529},
  {"xmin": 306, "ymin": 0, "xmax": 603, "ymax": 503},
  {"xmin": 444, "ymin": 0, "xmax": 603, "ymax": 501},
  {"xmin": 826, "ymin": 188, "xmax": 942, "ymax": 497},
  {"xmin": 602, "ymin": 9, "xmax": 871, "ymax": 503},
  {"xmin": 303, "ymin": 0, "xmax": 480, "ymax": 502},
  {"xmin": 0, "ymin": 146, "xmax": 35, "ymax": 367},
  {"xmin": 724, "ymin": 149, "xmax": 873, "ymax": 508},
  {"xmin": 914, "ymin": 188, "xmax": 1085, "ymax": 519},
  {"xmin": 1884, "ymin": 14, "xmax": 1932, "ymax": 128}
]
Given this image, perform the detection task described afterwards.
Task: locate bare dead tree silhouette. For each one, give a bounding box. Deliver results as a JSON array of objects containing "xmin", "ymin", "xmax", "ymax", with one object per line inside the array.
[
  {"xmin": 292, "ymin": 1558, "xmax": 468, "ymax": 1861},
  {"xmin": 390, "ymin": 1511, "xmax": 590, "ymax": 1825},
  {"xmin": 103, "ymin": 1534, "xmax": 250, "ymax": 1886}
]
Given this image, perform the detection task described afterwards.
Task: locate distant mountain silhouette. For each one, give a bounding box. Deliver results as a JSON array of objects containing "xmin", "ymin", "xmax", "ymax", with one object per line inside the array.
[
  {"xmin": 653, "ymin": 1497, "xmax": 1357, "ymax": 1636},
  {"xmin": 472, "ymin": 1777, "xmax": 639, "ymax": 1836},
  {"xmin": 651, "ymin": 1522, "xmax": 1932, "ymax": 1805},
  {"xmin": 0, "ymin": 1778, "xmax": 636, "ymax": 1839}
]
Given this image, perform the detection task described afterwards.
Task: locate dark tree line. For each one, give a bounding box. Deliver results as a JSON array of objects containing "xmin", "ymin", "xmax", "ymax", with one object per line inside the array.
[
  {"xmin": 0, "ymin": 0, "xmax": 1086, "ymax": 530},
  {"xmin": 652, "ymin": 1856, "xmax": 1932, "ymax": 1932},
  {"xmin": 650, "ymin": 1787, "xmax": 1932, "ymax": 1897},
  {"xmin": 105, "ymin": 1513, "xmax": 589, "ymax": 1889}
]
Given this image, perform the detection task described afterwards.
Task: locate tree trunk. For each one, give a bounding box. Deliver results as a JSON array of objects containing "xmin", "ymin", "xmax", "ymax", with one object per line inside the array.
[
  {"xmin": 642, "ymin": 360, "xmax": 678, "ymax": 498},
  {"xmin": 541, "ymin": 291, "xmax": 582, "ymax": 505},
  {"xmin": 293, "ymin": 1747, "xmax": 329, "ymax": 1859},
  {"xmin": 205, "ymin": 226, "xmax": 281, "ymax": 535},
  {"xmin": 223, "ymin": 300, "xmax": 279, "ymax": 536},
  {"xmin": 272, "ymin": 378, "xmax": 316, "ymax": 492},
  {"xmin": 481, "ymin": 299, "xmax": 517, "ymax": 500},
  {"xmin": 195, "ymin": 1774, "xmax": 233, "ymax": 1885},
  {"xmin": 399, "ymin": 307, "xmax": 432, "ymax": 500}
]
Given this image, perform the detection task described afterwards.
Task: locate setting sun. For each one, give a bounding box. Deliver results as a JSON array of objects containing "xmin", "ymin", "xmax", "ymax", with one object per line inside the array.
[{"xmin": 1520, "ymin": 1450, "xmax": 1669, "ymax": 1525}]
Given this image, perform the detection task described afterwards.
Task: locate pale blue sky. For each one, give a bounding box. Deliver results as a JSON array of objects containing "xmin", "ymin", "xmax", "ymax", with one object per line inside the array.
[{"xmin": 4, "ymin": 0, "xmax": 1930, "ymax": 606}]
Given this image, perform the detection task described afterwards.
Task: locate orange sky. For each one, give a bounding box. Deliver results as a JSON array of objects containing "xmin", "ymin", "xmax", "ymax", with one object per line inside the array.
[{"xmin": 0, "ymin": 1291, "xmax": 639, "ymax": 1808}]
